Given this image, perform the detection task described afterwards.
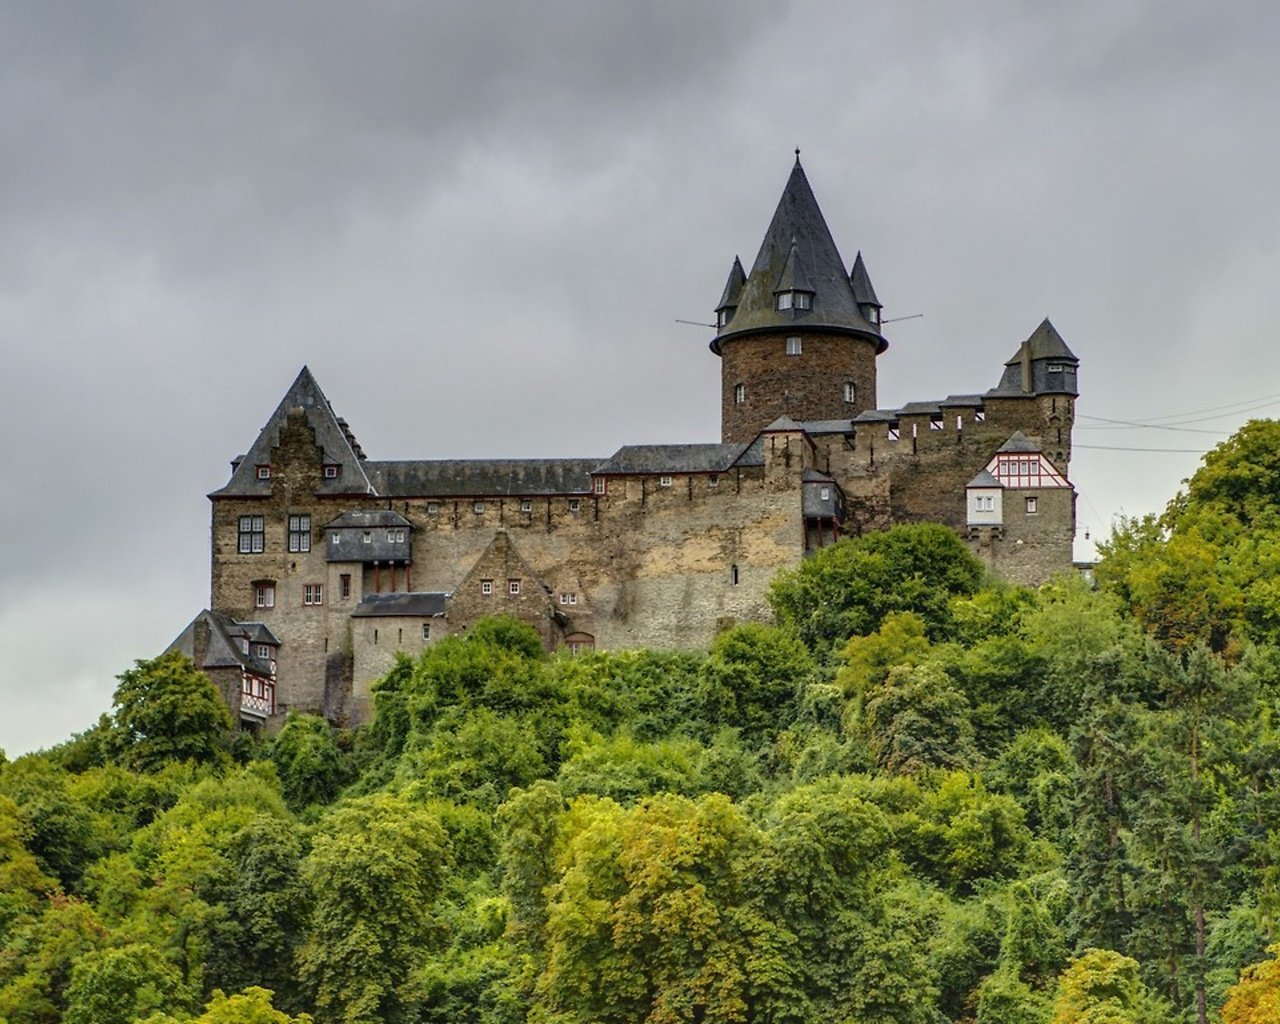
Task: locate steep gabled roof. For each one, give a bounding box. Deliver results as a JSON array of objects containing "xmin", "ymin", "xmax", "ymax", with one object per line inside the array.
[
  {"xmin": 967, "ymin": 470, "xmax": 1002, "ymax": 489},
  {"xmin": 211, "ymin": 367, "xmax": 373, "ymax": 498},
  {"xmin": 167, "ymin": 610, "xmax": 277, "ymax": 677},
  {"xmin": 997, "ymin": 431, "xmax": 1040, "ymax": 453},
  {"xmin": 712, "ymin": 158, "xmax": 884, "ymax": 353}
]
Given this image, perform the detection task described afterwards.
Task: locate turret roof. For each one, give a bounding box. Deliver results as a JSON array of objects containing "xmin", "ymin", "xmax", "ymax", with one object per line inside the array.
[
  {"xmin": 1004, "ymin": 318, "xmax": 1077, "ymax": 365},
  {"xmin": 850, "ymin": 251, "xmax": 881, "ymax": 308},
  {"xmin": 716, "ymin": 257, "xmax": 747, "ymax": 312},
  {"xmin": 712, "ymin": 158, "xmax": 884, "ymax": 354}
]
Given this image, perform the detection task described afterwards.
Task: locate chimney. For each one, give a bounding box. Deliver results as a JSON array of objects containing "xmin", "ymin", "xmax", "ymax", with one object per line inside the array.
[{"xmin": 1020, "ymin": 341, "xmax": 1033, "ymax": 393}]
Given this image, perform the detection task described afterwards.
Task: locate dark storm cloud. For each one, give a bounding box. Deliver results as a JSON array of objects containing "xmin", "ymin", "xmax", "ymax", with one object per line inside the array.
[{"xmin": 5, "ymin": 0, "xmax": 1280, "ymax": 753}]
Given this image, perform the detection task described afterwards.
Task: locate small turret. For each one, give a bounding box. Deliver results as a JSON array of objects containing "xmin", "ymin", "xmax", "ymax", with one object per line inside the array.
[
  {"xmin": 990, "ymin": 318, "xmax": 1079, "ymax": 396},
  {"xmin": 715, "ymin": 257, "xmax": 746, "ymax": 329},
  {"xmin": 850, "ymin": 251, "xmax": 882, "ymax": 328}
]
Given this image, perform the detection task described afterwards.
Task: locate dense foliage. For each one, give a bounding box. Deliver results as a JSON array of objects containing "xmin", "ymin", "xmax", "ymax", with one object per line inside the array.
[{"xmin": 7, "ymin": 433, "xmax": 1280, "ymax": 1023}]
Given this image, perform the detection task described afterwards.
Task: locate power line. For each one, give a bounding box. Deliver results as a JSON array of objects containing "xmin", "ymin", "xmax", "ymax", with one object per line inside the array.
[{"xmin": 1075, "ymin": 443, "xmax": 1210, "ymax": 453}]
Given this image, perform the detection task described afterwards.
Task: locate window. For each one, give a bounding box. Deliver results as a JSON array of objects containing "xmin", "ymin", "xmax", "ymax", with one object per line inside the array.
[
  {"xmin": 254, "ymin": 643, "xmax": 272, "ymax": 659},
  {"xmin": 776, "ymin": 291, "xmax": 812, "ymax": 311},
  {"xmin": 340, "ymin": 574, "xmax": 351, "ymax": 599},
  {"xmin": 238, "ymin": 516, "xmax": 265, "ymax": 553},
  {"xmin": 731, "ymin": 564, "xmax": 740, "ymax": 585},
  {"xmin": 481, "ymin": 580, "xmax": 493, "ymax": 595},
  {"xmin": 717, "ymin": 308, "xmax": 730, "ymax": 328},
  {"xmin": 303, "ymin": 584, "xmax": 324, "ymax": 605},
  {"xmin": 734, "ymin": 383, "xmax": 745, "ymax": 405},
  {"xmin": 331, "ymin": 533, "xmax": 341, "ymax": 546},
  {"xmin": 708, "ymin": 474, "xmax": 719, "ymax": 488},
  {"xmin": 1025, "ymin": 497, "xmax": 1038, "ymax": 515},
  {"xmin": 1048, "ymin": 364, "xmax": 1065, "ymax": 374},
  {"xmin": 929, "ymin": 416, "xmax": 944, "ymax": 431},
  {"xmin": 594, "ymin": 478, "xmax": 606, "ymax": 494},
  {"xmin": 786, "ymin": 336, "xmax": 802, "ymax": 355},
  {"xmin": 776, "ymin": 291, "xmax": 793, "ymax": 311},
  {"xmin": 473, "ymin": 501, "xmax": 485, "ymax": 514},
  {"xmin": 426, "ymin": 502, "xmax": 439, "ymax": 515},
  {"xmin": 288, "ymin": 514, "xmax": 311, "ymax": 553},
  {"xmin": 887, "ymin": 424, "xmax": 900, "ymax": 442},
  {"xmin": 323, "ymin": 465, "xmax": 340, "ymax": 479},
  {"xmin": 509, "ymin": 579, "xmax": 521, "ymax": 595},
  {"xmin": 820, "ymin": 487, "xmax": 830, "ymax": 501},
  {"xmin": 256, "ymin": 465, "xmax": 272, "ymax": 480},
  {"xmin": 974, "ymin": 495, "xmax": 995, "ymax": 512},
  {"xmin": 387, "ymin": 528, "xmax": 405, "ymax": 543},
  {"xmin": 569, "ymin": 499, "xmax": 581, "ymax": 513},
  {"xmin": 843, "ymin": 382, "xmax": 856, "ymax": 404},
  {"xmin": 560, "ymin": 592, "xmax": 578, "ymax": 605},
  {"xmin": 422, "ymin": 623, "xmax": 431, "ymax": 641},
  {"xmin": 974, "ymin": 410, "xmax": 986, "ymax": 423},
  {"xmin": 520, "ymin": 500, "xmax": 532, "ymax": 512},
  {"xmin": 254, "ymin": 582, "xmax": 275, "ymax": 609},
  {"xmin": 363, "ymin": 531, "xmax": 372, "ymax": 544},
  {"xmin": 659, "ymin": 475, "xmax": 673, "ymax": 488},
  {"xmin": 795, "ymin": 292, "xmax": 811, "ymax": 310}
]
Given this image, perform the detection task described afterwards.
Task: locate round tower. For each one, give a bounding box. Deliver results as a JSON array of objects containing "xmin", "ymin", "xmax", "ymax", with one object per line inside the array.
[{"xmin": 712, "ymin": 158, "xmax": 888, "ymax": 444}]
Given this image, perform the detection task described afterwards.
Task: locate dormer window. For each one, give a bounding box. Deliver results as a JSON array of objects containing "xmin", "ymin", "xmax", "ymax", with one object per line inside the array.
[
  {"xmin": 865, "ymin": 306, "xmax": 882, "ymax": 326},
  {"xmin": 323, "ymin": 464, "xmax": 340, "ymax": 479},
  {"xmin": 256, "ymin": 465, "xmax": 272, "ymax": 480},
  {"xmin": 775, "ymin": 290, "xmax": 812, "ymax": 312},
  {"xmin": 716, "ymin": 308, "xmax": 733, "ymax": 328}
]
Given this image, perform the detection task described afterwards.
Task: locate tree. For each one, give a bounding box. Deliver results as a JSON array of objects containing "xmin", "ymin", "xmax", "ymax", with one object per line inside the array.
[
  {"xmin": 269, "ymin": 714, "xmax": 353, "ymax": 812},
  {"xmin": 111, "ymin": 652, "xmax": 233, "ymax": 773},
  {"xmin": 768, "ymin": 523, "xmax": 986, "ymax": 654},
  {"xmin": 62, "ymin": 943, "xmax": 191, "ymax": 1024},
  {"xmin": 297, "ymin": 793, "xmax": 452, "ymax": 1024},
  {"xmin": 859, "ymin": 662, "xmax": 976, "ymax": 775},
  {"xmin": 1050, "ymin": 948, "xmax": 1166, "ymax": 1024},
  {"xmin": 1221, "ymin": 945, "xmax": 1280, "ymax": 1024},
  {"xmin": 699, "ymin": 624, "xmax": 814, "ymax": 743},
  {"xmin": 0, "ymin": 795, "xmax": 58, "ymax": 945},
  {"xmin": 141, "ymin": 985, "xmax": 315, "ymax": 1024}
]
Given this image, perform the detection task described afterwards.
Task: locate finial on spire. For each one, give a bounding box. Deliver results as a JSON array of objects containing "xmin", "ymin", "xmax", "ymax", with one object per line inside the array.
[{"xmin": 794, "ymin": 147, "xmax": 801, "ymax": 164}]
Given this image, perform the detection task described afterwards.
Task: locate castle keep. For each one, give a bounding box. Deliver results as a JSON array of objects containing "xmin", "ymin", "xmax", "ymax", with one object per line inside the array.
[{"xmin": 170, "ymin": 158, "xmax": 1079, "ymax": 728}]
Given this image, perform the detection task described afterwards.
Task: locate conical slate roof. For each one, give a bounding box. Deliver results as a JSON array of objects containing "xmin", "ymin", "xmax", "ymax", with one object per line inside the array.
[
  {"xmin": 1004, "ymin": 318, "xmax": 1077, "ymax": 365},
  {"xmin": 716, "ymin": 257, "xmax": 746, "ymax": 313},
  {"xmin": 210, "ymin": 367, "xmax": 373, "ymax": 498},
  {"xmin": 712, "ymin": 158, "xmax": 884, "ymax": 353},
  {"xmin": 850, "ymin": 251, "xmax": 880, "ymax": 308}
]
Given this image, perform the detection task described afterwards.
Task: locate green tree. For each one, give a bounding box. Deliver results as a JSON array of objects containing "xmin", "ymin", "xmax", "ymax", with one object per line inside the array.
[
  {"xmin": 1050, "ymin": 948, "xmax": 1166, "ymax": 1024},
  {"xmin": 859, "ymin": 662, "xmax": 976, "ymax": 775},
  {"xmin": 111, "ymin": 652, "xmax": 233, "ymax": 773},
  {"xmin": 0, "ymin": 795, "xmax": 58, "ymax": 944},
  {"xmin": 62, "ymin": 943, "xmax": 191, "ymax": 1024},
  {"xmin": 0, "ymin": 896, "xmax": 111, "ymax": 1024},
  {"xmin": 769, "ymin": 523, "xmax": 985, "ymax": 654},
  {"xmin": 270, "ymin": 715, "xmax": 353, "ymax": 812},
  {"xmin": 141, "ymin": 985, "xmax": 315, "ymax": 1024},
  {"xmin": 699, "ymin": 624, "xmax": 814, "ymax": 742},
  {"xmin": 297, "ymin": 793, "xmax": 452, "ymax": 1024}
]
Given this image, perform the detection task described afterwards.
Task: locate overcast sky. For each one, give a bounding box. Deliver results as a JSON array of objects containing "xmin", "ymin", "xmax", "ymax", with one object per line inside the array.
[{"xmin": 4, "ymin": 0, "xmax": 1279, "ymax": 756}]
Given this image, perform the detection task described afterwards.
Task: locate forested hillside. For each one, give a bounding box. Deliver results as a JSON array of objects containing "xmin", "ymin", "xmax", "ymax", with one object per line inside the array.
[{"xmin": 5, "ymin": 427, "xmax": 1280, "ymax": 1023}]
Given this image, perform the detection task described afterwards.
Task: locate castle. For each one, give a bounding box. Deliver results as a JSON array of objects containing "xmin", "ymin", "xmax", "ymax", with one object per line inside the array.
[{"xmin": 169, "ymin": 157, "xmax": 1079, "ymax": 729}]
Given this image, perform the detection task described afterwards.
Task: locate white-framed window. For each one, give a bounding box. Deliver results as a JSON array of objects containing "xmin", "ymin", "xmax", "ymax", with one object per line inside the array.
[
  {"xmin": 238, "ymin": 516, "xmax": 265, "ymax": 554},
  {"xmin": 717, "ymin": 308, "xmax": 730, "ymax": 328},
  {"xmin": 520, "ymin": 499, "xmax": 532, "ymax": 512},
  {"xmin": 288, "ymin": 514, "xmax": 311, "ymax": 553},
  {"xmin": 659, "ymin": 475, "xmax": 672, "ymax": 487},
  {"xmin": 887, "ymin": 425, "xmax": 900, "ymax": 442},
  {"xmin": 974, "ymin": 410, "xmax": 986, "ymax": 423},
  {"xmin": 256, "ymin": 465, "xmax": 271, "ymax": 480},
  {"xmin": 734, "ymin": 383, "xmax": 745, "ymax": 404},
  {"xmin": 303, "ymin": 583, "xmax": 323, "ymax": 605},
  {"xmin": 323, "ymin": 465, "xmax": 340, "ymax": 479},
  {"xmin": 1025, "ymin": 497, "xmax": 1039, "ymax": 514},
  {"xmin": 254, "ymin": 643, "xmax": 271, "ymax": 659},
  {"xmin": 775, "ymin": 291, "xmax": 812, "ymax": 311},
  {"xmin": 426, "ymin": 502, "xmax": 439, "ymax": 515},
  {"xmin": 1048, "ymin": 364, "xmax": 1065, "ymax": 374},
  {"xmin": 363, "ymin": 531, "xmax": 372, "ymax": 544},
  {"xmin": 786, "ymin": 336, "xmax": 802, "ymax": 356},
  {"xmin": 594, "ymin": 478, "xmax": 606, "ymax": 495},
  {"xmin": 422, "ymin": 623, "xmax": 431, "ymax": 641},
  {"xmin": 481, "ymin": 579, "xmax": 493, "ymax": 595},
  {"xmin": 974, "ymin": 495, "xmax": 995, "ymax": 512},
  {"xmin": 473, "ymin": 501, "xmax": 485, "ymax": 514},
  {"xmin": 843, "ymin": 382, "xmax": 856, "ymax": 404},
  {"xmin": 929, "ymin": 416, "xmax": 944, "ymax": 431},
  {"xmin": 387, "ymin": 528, "xmax": 405, "ymax": 543},
  {"xmin": 508, "ymin": 579, "xmax": 521, "ymax": 595},
  {"xmin": 820, "ymin": 487, "xmax": 830, "ymax": 501},
  {"xmin": 254, "ymin": 582, "xmax": 275, "ymax": 609},
  {"xmin": 559, "ymin": 592, "xmax": 578, "ymax": 605},
  {"xmin": 708, "ymin": 474, "xmax": 719, "ymax": 488},
  {"xmin": 569, "ymin": 499, "xmax": 581, "ymax": 513}
]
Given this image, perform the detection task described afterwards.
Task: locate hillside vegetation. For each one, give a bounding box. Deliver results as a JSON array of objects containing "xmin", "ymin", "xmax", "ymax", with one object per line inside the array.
[{"xmin": 6, "ymin": 426, "xmax": 1280, "ymax": 1023}]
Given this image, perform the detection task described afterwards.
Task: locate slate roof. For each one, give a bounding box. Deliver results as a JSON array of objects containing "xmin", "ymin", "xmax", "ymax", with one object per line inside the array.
[
  {"xmin": 850, "ymin": 251, "xmax": 881, "ymax": 308},
  {"xmin": 997, "ymin": 431, "xmax": 1040, "ymax": 453},
  {"xmin": 716, "ymin": 256, "xmax": 747, "ymax": 313},
  {"xmin": 211, "ymin": 367, "xmax": 373, "ymax": 498},
  {"xmin": 351, "ymin": 593, "xmax": 448, "ymax": 618},
  {"xmin": 365, "ymin": 459, "xmax": 598, "ymax": 497},
  {"xmin": 167, "ymin": 610, "xmax": 278, "ymax": 677},
  {"xmin": 798, "ymin": 419, "xmax": 855, "ymax": 435},
  {"xmin": 942, "ymin": 394, "xmax": 986, "ymax": 407},
  {"xmin": 324, "ymin": 510, "xmax": 413, "ymax": 530},
  {"xmin": 1005, "ymin": 318, "xmax": 1077, "ymax": 365},
  {"xmin": 711, "ymin": 158, "xmax": 885, "ymax": 354},
  {"xmin": 593, "ymin": 444, "xmax": 749, "ymax": 475},
  {"xmin": 899, "ymin": 401, "xmax": 943, "ymax": 416},
  {"xmin": 761, "ymin": 415, "xmax": 804, "ymax": 432},
  {"xmin": 967, "ymin": 469, "xmax": 1002, "ymax": 488},
  {"xmin": 852, "ymin": 409, "xmax": 901, "ymax": 423}
]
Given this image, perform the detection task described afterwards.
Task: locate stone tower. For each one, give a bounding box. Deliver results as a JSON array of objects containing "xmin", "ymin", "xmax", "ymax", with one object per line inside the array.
[{"xmin": 713, "ymin": 156, "xmax": 887, "ymax": 443}]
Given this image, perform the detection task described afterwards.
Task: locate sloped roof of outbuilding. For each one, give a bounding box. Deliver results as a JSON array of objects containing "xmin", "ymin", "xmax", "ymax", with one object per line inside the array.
[
  {"xmin": 351, "ymin": 593, "xmax": 448, "ymax": 618},
  {"xmin": 967, "ymin": 469, "xmax": 1002, "ymax": 488},
  {"xmin": 997, "ymin": 431, "xmax": 1040, "ymax": 453},
  {"xmin": 323, "ymin": 510, "xmax": 413, "ymax": 530},
  {"xmin": 365, "ymin": 459, "xmax": 598, "ymax": 497}
]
